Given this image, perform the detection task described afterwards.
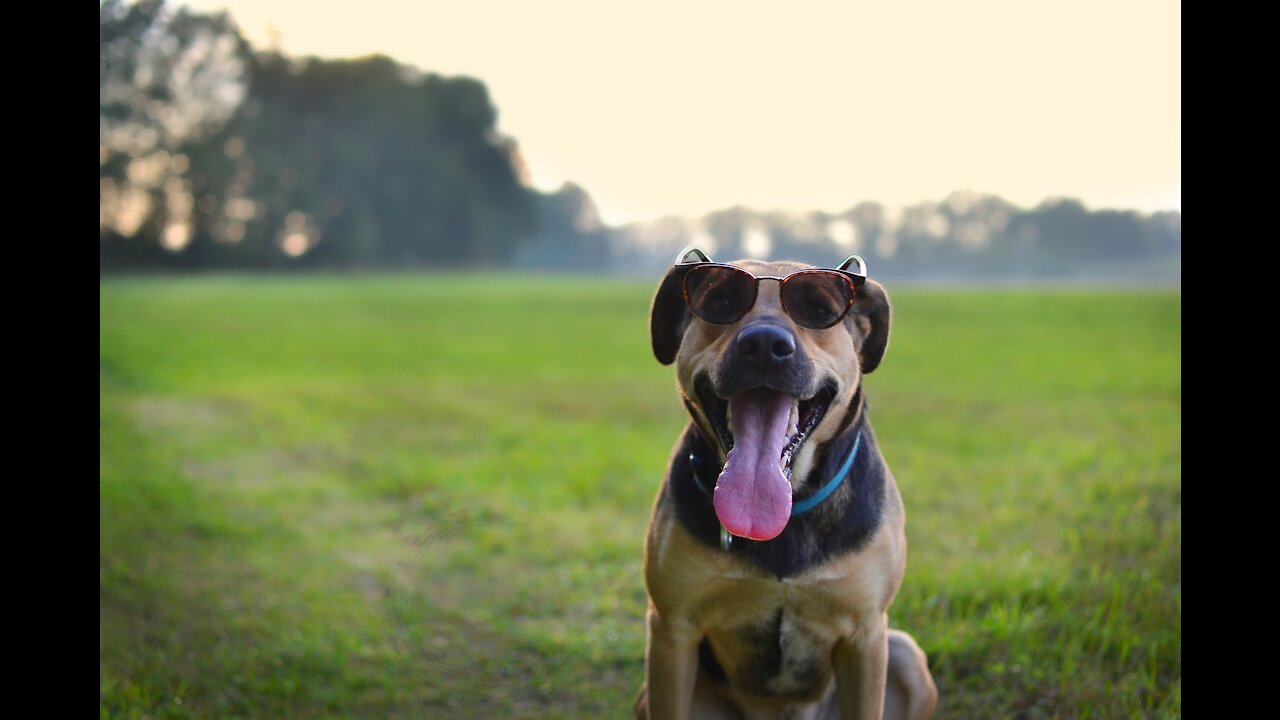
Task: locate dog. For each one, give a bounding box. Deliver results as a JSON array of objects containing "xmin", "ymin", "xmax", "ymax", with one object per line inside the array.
[{"xmin": 634, "ymin": 248, "xmax": 938, "ymax": 720}]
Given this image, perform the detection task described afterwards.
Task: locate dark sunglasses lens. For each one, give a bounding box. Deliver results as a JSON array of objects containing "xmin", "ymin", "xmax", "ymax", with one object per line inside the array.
[
  {"xmin": 782, "ymin": 272, "xmax": 853, "ymax": 328},
  {"xmin": 685, "ymin": 266, "xmax": 756, "ymax": 324}
]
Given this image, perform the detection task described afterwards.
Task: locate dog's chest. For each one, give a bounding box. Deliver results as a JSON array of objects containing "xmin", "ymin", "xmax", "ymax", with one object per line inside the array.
[
  {"xmin": 648, "ymin": 518, "xmax": 901, "ymax": 701},
  {"xmin": 700, "ymin": 578, "xmax": 857, "ymax": 699}
]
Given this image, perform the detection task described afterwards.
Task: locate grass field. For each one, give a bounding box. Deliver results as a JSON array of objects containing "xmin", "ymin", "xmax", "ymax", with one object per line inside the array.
[{"xmin": 100, "ymin": 275, "xmax": 1181, "ymax": 719}]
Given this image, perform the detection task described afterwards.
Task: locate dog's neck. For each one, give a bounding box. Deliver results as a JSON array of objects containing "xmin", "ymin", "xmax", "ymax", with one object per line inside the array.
[{"xmin": 675, "ymin": 387, "xmax": 886, "ymax": 570}]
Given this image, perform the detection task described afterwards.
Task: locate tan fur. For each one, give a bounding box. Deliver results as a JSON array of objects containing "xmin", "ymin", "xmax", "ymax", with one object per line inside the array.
[{"xmin": 638, "ymin": 259, "xmax": 938, "ymax": 720}]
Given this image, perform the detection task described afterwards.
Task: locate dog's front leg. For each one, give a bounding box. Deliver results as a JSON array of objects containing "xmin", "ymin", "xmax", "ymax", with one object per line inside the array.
[
  {"xmin": 643, "ymin": 605, "xmax": 699, "ymax": 720},
  {"xmin": 832, "ymin": 614, "xmax": 889, "ymax": 720}
]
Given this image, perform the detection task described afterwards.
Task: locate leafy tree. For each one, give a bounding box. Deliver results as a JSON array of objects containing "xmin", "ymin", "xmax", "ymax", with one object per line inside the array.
[
  {"xmin": 100, "ymin": 0, "xmax": 252, "ymax": 268},
  {"xmin": 101, "ymin": 2, "xmax": 536, "ymax": 269}
]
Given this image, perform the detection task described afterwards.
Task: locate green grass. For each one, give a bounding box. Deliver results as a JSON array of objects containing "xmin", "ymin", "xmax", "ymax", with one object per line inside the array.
[{"xmin": 100, "ymin": 275, "xmax": 1181, "ymax": 719}]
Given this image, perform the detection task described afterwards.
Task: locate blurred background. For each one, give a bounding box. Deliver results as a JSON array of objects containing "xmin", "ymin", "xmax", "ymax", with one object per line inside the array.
[
  {"xmin": 99, "ymin": 0, "xmax": 1179, "ymax": 281},
  {"xmin": 100, "ymin": 1, "xmax": 1180, "ymax": 717}
]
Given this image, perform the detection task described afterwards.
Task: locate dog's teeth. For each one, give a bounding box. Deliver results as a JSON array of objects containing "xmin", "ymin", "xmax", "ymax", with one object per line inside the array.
[{"xmin": 787, "ymin": 399, "xmax": 799, "ymax": 438}]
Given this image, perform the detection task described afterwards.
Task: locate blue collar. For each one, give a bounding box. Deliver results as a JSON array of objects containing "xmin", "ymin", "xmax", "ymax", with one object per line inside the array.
[
  {"xmin": 690, "ymin": 428, "xmax": 863, "ymax": 523},
  {"xmin": 790, "ymin": 430, "xmax": 861, "ymax": 516}
]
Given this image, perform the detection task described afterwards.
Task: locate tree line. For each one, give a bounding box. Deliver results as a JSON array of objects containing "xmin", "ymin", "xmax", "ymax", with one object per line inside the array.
[
  {"xmin": 612, "ymin": 195, "xmax": 1181, "ymax": 281},
  {"xmin": 100, "ymin": 0, "xmax": 1179, "ymax": 280}
]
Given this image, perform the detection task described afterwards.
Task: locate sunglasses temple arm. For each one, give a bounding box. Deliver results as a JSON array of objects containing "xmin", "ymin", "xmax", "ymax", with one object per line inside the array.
[
  {"xmin": 837, "ymin": 254, "xmax": 867, "ymax": 276},
  {"xmin": 675, "ymin": 245, "xmax": 712, "ymax": 265}
]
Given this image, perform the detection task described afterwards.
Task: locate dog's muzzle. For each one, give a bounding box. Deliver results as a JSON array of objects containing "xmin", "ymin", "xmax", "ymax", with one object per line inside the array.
[{"xmin": 691, "ymin": 323, "xmax": 836, "ymax": 541}]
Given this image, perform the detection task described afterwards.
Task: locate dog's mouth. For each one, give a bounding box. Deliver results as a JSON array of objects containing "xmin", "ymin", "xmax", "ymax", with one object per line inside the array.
[{"xmin": 694, "ymin": 377, "xmax": 836, "ymax": 541}]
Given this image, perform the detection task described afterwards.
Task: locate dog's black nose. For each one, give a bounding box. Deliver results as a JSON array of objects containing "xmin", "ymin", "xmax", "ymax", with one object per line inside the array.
[
  {"xmin": 734, "ymin": 324, "xmax": 796, "ymax": 366},
  {"xmin": 718, "ymin": 322, "xmax": 810, "ymax": 397}
]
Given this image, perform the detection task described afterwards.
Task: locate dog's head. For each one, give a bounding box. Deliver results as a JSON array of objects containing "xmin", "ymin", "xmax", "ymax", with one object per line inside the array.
[{"xmin": 650, "ymin": 251, "xmax": 891, "ymax": 541}]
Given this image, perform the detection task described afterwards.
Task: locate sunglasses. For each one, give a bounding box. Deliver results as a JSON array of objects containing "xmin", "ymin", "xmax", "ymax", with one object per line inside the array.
[{"xmin": 673, "ymin": 246, "xmax": 868, "ymax": 329}]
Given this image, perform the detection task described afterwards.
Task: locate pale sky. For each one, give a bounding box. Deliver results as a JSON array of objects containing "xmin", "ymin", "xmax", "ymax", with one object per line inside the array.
[{"xmin": 182, "ymin": 0, "xmax": 1181, "ymax": 226}]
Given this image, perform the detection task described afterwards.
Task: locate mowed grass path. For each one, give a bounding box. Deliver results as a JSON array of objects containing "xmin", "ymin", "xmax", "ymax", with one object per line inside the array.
[{"xmin": 100, "ymin": 275, "xmax": 1180, "ymax": 719}]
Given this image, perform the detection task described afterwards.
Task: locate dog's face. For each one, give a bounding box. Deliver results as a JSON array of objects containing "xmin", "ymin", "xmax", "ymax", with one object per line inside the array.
[{"xmin": 650, "ymin": 257, "xmax": 891, "ymax": 541}]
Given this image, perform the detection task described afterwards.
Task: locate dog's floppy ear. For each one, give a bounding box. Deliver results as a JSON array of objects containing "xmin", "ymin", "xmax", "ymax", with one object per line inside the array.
[
  {"xmin": 848, "ymin": 279, "xmax": 891, "ymax": 374},
  {"xmin": 650, "ymin": 265, "xmax": 689, "ymax": 365}
]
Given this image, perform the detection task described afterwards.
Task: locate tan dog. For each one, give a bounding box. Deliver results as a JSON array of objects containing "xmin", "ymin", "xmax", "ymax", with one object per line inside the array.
[{"xmin": 635, "ymin": 249, "xmax": 937, "ymax": 720}]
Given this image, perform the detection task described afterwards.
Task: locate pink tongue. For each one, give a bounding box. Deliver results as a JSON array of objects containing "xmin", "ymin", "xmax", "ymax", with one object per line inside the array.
[{"xmin": 713, "ymin": 388, "xmax": 794, "ymax": 541}]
